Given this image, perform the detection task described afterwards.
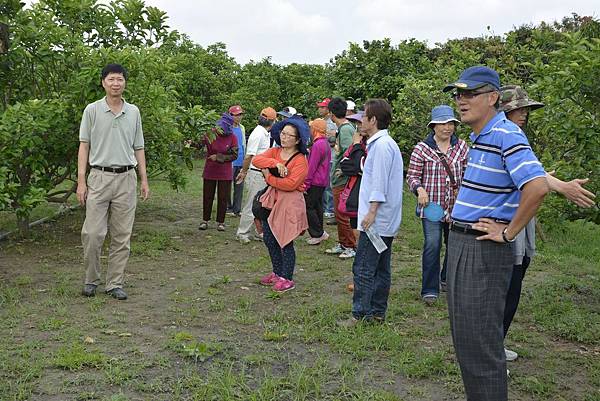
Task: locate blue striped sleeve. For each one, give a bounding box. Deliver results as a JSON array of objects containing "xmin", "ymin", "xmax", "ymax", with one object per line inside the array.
[{"xmin": 500, "ymin": 130, "xmax": 545, "ymax": 190}]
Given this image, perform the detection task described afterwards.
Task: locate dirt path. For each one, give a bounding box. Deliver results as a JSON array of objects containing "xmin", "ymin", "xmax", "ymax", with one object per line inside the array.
[{"xmin": 1, "ymin": 176, "xmax": 597, "ymax": 400}]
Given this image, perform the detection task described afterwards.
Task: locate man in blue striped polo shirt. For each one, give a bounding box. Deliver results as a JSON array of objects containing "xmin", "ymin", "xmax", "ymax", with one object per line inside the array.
[{"xmin": 443, "ymin": 66, "xmax": 549, "ymax": 401}]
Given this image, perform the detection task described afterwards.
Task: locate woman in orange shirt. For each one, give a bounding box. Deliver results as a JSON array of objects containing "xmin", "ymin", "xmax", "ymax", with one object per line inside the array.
[{"xmin": 252, "ymin": 116, "xmax": 309, "ymax": 292}]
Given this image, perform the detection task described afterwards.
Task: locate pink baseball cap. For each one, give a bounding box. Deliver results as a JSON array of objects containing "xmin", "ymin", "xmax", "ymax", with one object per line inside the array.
[
  {"xmin": 228, "ymin": 105, "xmax": 244, "ymax": 115},
  {"xmin": 316, "ymin": 98, "xmax": 331, "ymax": 107}
]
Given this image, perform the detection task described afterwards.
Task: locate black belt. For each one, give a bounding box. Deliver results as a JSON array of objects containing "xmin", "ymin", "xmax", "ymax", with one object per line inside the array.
[
  {"xmin": 92, "ymin": 165, "xmax": 134, "ymax": 173},
  {"xmin": 250, "ymin": 168, "xmax": 261, "ymax": 172},
  {"xmin": 450, "ymin": 221, "xmax": 486, "ymax": 236}
]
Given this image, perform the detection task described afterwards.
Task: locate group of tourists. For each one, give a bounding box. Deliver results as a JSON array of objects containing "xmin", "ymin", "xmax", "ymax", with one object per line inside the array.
[{"xmin": 76, "ymin": 63, "xmax": 595, "ymax": 401}]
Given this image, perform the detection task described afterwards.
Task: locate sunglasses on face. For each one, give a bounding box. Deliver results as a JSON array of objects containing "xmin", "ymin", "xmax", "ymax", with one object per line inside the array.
[{"xmin": 451, "ymin": 90, "xmax": 495, "ymax": 101}]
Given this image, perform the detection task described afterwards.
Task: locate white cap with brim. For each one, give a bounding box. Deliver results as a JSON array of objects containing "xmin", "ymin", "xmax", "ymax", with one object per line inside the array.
[{"xmin": 277, "ymin": 106, "xmax": 297, "ymax": 118}]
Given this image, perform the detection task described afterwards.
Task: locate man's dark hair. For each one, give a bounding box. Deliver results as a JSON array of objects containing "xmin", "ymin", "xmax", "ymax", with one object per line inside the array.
[
  {"xmin": 364, "ymin": 98, "xmax": 392, "ymax": 129},
  {"xmin": 328, "ymin": 97, "xmax": 347, "ymax": 119},
  {"xmin": 101, "ymin": 63, "xmax": 128, "ymax": 82}
]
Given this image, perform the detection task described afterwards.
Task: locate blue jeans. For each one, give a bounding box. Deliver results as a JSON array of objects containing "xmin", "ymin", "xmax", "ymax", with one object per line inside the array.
[
  {"xmin": 323, "ymin": 184, "xmax": 333, "ymax": 214},
  {"xmin": 228, "ymin": 166, "xmax": 244, "ymax": 214},
  {"xmin": 421, "ymin": 219, "xmax": 449, "ymax": 297},
  {"xmin": 262, "ymin": 218, "xmax": 296, "ymax": 280},
  {"xmin": 352, "ymin": 231, "xmax": 395, "ymax": 320}
]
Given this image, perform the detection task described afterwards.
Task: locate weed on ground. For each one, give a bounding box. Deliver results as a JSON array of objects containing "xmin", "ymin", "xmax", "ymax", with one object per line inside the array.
[{"xmin": 0, "ymin": 166, "xmax": 598, "ymax": 400}]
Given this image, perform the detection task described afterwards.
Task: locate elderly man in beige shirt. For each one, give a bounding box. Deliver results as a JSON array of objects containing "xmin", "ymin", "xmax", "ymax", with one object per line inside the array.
[{"xmin": 77, "ymin": 63, "xmax": 150, "ymax": 300}]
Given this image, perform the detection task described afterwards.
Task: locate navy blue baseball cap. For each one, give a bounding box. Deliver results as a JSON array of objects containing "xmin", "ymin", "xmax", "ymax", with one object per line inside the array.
[{"xmin": 443, "ymin": 66, "xmax": 501, "ymax": 92}]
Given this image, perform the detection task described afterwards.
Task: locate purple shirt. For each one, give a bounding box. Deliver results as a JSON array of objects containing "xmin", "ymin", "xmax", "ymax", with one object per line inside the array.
[
  {"xmin": 305, "ymin": 136, "xmax": 331, "ymax": 189},
  {"xmin": 202, "ymin": 134, "xmax": 238, "ymax": 181}
]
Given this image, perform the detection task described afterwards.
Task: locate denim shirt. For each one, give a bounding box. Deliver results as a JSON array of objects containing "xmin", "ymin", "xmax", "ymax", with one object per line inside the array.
[{"xmin": 357, "ymin": 129, "xmax": 404, "ymax": 237}]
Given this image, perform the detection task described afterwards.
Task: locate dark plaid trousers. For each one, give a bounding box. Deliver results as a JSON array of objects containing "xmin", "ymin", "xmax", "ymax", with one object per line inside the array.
[{"xmin": 447, "ymin": 231, "xmax": 514, "ymax": 401}]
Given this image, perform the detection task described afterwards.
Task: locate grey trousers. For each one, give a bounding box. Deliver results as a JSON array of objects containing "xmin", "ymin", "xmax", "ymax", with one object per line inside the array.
[{"xmin": 447, "ymin": 231, "xmax": 514, "ymax": 401}]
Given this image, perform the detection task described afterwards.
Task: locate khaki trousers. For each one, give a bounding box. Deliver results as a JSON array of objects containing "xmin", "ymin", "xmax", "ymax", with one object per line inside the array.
[
  {"xmin": 82, "ymin": 168, "xmax": 137, "ymax": 291},
  {"xmin": 236, "ymin": 170, "xmax": 266, "ymax": 238}
]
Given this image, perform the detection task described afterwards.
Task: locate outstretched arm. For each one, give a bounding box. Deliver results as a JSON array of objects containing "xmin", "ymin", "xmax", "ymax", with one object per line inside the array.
[{"xmin": 546, "ymin": 171, "xmax": 595, "ymax": 208}]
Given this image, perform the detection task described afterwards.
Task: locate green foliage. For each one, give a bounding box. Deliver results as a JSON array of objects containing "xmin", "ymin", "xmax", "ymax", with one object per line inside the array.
[
  {"xmin": 529, "ymin": 32, "xmax": 600, "ymax": 223},
  {"xmin": 1, "ymin": 2, "xmax": 598, "ymax": 229},
  {"xmin": 0, "ymin": 0, "xmax": 216, "ymax": 232},
  {"xmin": 0, "ymin": 99, "xmax": 76, "ymax": 228}
]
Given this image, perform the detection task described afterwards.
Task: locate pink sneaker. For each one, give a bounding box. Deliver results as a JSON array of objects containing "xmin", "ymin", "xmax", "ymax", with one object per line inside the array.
[
  {"xmin": 272, "ymin": 277, "xmax": 295, "ymax": 293},
  {"xmin": 306, "ymin": 231, "xmax": 329, "ymax": 245},
  {"xmin": 260, "ymin": 272, "xmax": 279, "ymax": 286}
]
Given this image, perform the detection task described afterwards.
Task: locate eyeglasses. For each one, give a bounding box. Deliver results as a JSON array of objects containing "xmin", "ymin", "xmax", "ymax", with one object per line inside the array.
[
  {"xmin": 451, "ymin": 90, "xmax": 495, "ymax": 101},
  {"xmin": 280, "ymin": 132, "xmax": 298, "ymax": 139}
]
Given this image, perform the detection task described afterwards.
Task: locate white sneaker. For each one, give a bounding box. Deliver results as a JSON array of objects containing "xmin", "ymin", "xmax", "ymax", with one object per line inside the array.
[
  {"xmin": 324, "ymin": 212, "xmax": 335, "ymax": 218},
  {"xmin": 339, "ymin": 247, "xmax": 356, "ymax": 259},
  {"xmin": 504, "ymin": 347, "xmax": 518, "ymax": 362},
  {"xmin": 237, "ymin": 234, "xmax": 251, "ymax": 244},
  {"xmin": 325, "ymin": 243, "xmax": 344, "ymax": 254},
  {"xmin": 306, "ymin": 231, "xmax": 329, "ymax": 245}
]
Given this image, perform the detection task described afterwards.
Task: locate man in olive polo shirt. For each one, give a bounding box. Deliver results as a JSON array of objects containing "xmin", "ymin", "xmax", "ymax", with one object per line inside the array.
[{"xmin": 77, "ymin": 63, "xmax": 150, "ymax": 300}]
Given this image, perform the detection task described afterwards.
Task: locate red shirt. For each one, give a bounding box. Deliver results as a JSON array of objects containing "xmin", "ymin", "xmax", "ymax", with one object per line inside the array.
[{"xmin": 202, "ymin": 134, "xmax": 238, "ymax": 180}]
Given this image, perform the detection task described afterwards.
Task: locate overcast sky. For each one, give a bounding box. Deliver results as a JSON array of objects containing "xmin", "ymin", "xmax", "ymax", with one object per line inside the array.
[
  {"xmin": 143, "ymin": 0, "xmax": 598, "ymax": 65},
  {"xmin": 28, "ymin": 0, "xmax": 599, "ymax": 64}
]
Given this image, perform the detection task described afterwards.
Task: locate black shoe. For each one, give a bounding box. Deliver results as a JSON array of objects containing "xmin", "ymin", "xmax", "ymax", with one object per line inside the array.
[
  {"xmin": 106, "ymin": 288, "xmax": 128, "ymax": 300},
  {"xmin": 82, "ymin": 284, "xmax": 97, "ymax": 297},
  {"xmin": 373, "ymin": 316, "xmax": 386, "ymax": 324}
]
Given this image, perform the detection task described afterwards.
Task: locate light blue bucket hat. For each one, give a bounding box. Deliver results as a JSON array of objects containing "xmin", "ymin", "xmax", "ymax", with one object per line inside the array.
[{"xmin": 427, "ymin": 105, "xmax": 460, "ymax": 128}]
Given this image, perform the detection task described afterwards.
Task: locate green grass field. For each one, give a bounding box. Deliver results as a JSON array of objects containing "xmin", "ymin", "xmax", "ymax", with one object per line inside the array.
[{"xmin": 0, "ymin": 165, "xmax": 598, "ymax": 401}]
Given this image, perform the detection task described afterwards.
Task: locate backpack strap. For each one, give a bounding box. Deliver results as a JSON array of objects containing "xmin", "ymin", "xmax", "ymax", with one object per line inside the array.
[
  {"xmin": 436, "ymin": 150, "xmax": 457, "ymax": 189},
  {"xmin": 284, "ymin": 151, "xmax": 301, "ymax": 166}
]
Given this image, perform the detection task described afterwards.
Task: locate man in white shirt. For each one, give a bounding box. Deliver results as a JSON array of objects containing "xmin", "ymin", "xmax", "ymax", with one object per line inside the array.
[{"xmin": 235, "ymin": 107, "xmax": 277, "ymax": 243}]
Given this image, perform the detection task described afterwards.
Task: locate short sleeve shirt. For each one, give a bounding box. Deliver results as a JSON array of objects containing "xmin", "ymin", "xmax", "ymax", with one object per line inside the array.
[
  {"xmin": 330, "ymin": 122, "xmax": 355, "ymax": 187},
  {"xmin": 246, "ymin": 125, "xmax": 271, "ymax": 170},
  {"xmin": 451, "ymin": 112, "xmax": 546, "ymax": 223},
  {"xmin": 232, "ymin": 126, "xmax": 245, "ymax": 167},
  {"xmin": 79, "ymin": 97, "xmax": 144, "ymax": 167}
]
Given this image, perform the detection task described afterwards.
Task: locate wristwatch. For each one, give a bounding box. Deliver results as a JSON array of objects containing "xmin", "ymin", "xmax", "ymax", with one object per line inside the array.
[{"xmin": 502, "ymin": 227, "xmax": 516, "ymax": 243}]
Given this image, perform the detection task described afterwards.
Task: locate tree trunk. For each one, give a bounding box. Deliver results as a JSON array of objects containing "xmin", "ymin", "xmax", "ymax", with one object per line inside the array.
[
  {"xmin": 535, "ymin": 219, "xmax": 546, "ymax": 242},
  {"xmin": 0, "ymin": 23, "xmax": 8, "ymax": 54},
  {"xmin": 17, "ymin": 215, "xmax": 30, "ymax": 237}
]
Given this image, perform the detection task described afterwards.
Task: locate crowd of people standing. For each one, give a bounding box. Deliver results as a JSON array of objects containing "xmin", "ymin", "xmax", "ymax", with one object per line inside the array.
[{"xmin": 77, "ymin": 63, "xmax": 595, "ymax": 401}]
